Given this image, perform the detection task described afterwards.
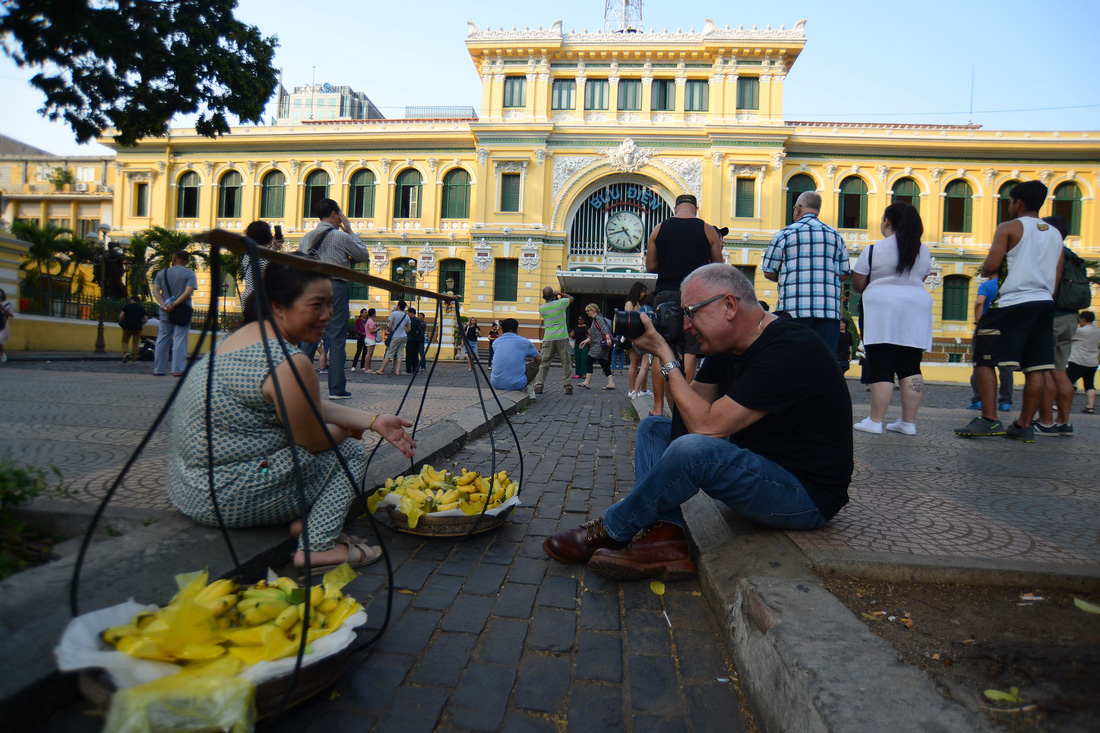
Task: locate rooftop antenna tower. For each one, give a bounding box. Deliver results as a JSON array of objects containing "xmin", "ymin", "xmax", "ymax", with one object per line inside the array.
[{"xmin": 604, "ymin": 0, "xmax": 643, "ymax": 33}]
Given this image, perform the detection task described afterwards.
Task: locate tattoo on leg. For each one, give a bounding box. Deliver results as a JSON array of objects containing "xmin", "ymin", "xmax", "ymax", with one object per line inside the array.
[{"xmin": 908, "ymin": 375, "xmax": 924, "ymax": 393}]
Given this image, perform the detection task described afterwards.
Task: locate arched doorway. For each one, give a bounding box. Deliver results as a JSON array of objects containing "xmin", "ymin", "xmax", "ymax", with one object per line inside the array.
[{"xmin": 559, "ymin": 176, "xmax": 672, "ymax": 324}]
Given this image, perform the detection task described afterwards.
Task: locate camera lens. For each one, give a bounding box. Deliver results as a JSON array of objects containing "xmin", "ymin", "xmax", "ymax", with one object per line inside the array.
[{"xmin": 612, "ymin": 310, "xmax": 645, "ymax": 340}]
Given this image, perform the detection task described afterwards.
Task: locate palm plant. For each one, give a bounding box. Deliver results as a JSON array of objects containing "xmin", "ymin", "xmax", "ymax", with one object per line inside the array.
[
  {"xmin": 123, "ymin": 234, "xmax": 152, "ymax": 298},
  {"xmin": 62, "ymin": 236, "xmax": 100, "ymax": 296},
  {"xmin": 140, "ymin": 226, "xmax": 201, "ymax": 277},
  {"xmin": 12, "ymin": 220, "xmax": 71, "ymax": 307}
]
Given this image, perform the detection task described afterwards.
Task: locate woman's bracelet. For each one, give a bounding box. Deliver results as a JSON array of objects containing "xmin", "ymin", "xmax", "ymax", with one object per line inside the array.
[{"xmin": 368, "ymin": 413, "xmax": 380, "ymax": 432}]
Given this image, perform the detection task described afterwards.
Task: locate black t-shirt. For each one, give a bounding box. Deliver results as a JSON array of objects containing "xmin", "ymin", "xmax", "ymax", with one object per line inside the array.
[
  {"xmin": 694, "ymin": 318, "xmax": 853, "ymax": 519},
  {"xmin": 119, "ymin": 302, "xmax": 147, "ymax": 331}
]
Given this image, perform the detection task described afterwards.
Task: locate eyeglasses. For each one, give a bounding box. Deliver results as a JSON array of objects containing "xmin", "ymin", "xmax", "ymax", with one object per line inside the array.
[{"xmin": 682, "ymin": 293, "xmax": 735, "ymax": 320}]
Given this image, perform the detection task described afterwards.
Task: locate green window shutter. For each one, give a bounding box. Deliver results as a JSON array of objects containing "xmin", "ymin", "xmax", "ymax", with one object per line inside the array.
[
  {"xmin": 134, "ymin": 183, "xmax": 148, "ymax": 217},
  {"xmin": 944, "ymin": 180, "xmax": 972, "ymax": 233},
  {"xmin": 261, "ymin": 171, "xmax": 285, "ymax": 218},
  {"xmin": 584, "ymin": 79, "xmax": 609, "ymax": 110},
  {"xmin": 1054, "ymin": 183, "xmax": 1083, "ymax": 236},
  {"xmin": 349, "ymin": 169, "xmax": 375, "ymax": 218},
  {"xmin": 737, "ymin": 77, "xmax": 759, "ymax": 110},
  {"xmin": 503, "ymin": 77, "xmax": 526, "ymax": 108},
  {"xmin": 838, "ymin": 177, "xmax": 867, "ymax": 229},
  {"xmin": 942, "ymin": 276, "xmax": 970, "ymax": 321},
  {"xmin": 617, "ymin": 79, "xmax": 641, "ymax": 111},
  {"xmin": 349, "ymin": 263, "xmax": 370, "ymax": 300},
  {"xmin": 442, "ymin": 170, "xmax": 470, "ymax": 219},
  {"xmin": 685, "ymin": 80, "xmax": 709, "ymax": 112},
  {"xmin": 735, "ymin": 177, "xmax": 755, "ymax": 218},
  {"xmin": 551, "ymin": 79, "xmax": 576, "ymax": 110},
  {"xmin": 500, "ymin": 174, "xmax": 520, "ymax": 212},
  {"xmin": 651, "ymin": 79, "xmax": 674, "ymax": 111},
  {"xmin": 493, "ymin": 259, "xmax": 519, "ymax": 301}
]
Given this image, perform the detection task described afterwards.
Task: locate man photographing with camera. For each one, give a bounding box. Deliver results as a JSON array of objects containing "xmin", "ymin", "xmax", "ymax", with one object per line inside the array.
[{"xmin": 544, "ymin": 264, "xmax": 853, "ymax": 581}]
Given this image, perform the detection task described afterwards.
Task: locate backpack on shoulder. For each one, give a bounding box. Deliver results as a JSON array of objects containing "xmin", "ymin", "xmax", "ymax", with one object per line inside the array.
[{"xmin": 1056, "ymin": 246, "xmax": 1091, "ymax": 312}]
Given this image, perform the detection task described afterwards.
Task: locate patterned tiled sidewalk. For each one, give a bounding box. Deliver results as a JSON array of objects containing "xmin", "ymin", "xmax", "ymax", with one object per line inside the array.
[{"xmin": 797, "ymin": 383, "xmax": 1100, "ymax": 568}]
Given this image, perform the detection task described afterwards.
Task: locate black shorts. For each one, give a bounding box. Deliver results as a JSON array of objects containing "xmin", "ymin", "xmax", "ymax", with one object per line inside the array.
[
  {"xmin": 654, "ymin": 290, "xmax": 703, "ymax": 356},
  {"xmin": 1067, "ymin": 361, "xmax": 1097, "ymax": 392},
  {"xmin": 865, "ymin": 343, "xmax": 922, "ymax": 383},
  {"xmin": 973, "ymin": 301, "xmax": 1055, "ymax": 373}
]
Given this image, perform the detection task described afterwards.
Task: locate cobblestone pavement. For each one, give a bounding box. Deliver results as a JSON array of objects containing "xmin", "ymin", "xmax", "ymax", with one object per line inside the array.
[{"xmin": 9, "ymin": 358, "xmax": 750, "ymax": 732}]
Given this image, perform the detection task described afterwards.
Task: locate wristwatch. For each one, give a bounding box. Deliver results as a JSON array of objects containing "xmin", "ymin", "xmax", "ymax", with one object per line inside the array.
[{"xmin": 660, "ymin": 359, "xmax": 682, "ymax": 380}]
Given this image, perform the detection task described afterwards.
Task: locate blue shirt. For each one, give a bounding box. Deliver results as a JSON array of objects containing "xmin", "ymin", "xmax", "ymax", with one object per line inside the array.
[
  {"xmin": 762, "ymin": 213, "xmax": 851, "ymax": 320},
  {"xmin": 490, "ymin": 332, "xmax": 539, "ymax": 391},
  {"xmin": 977, "ymin": 278, "xmax": 998, "ymax": 317}
]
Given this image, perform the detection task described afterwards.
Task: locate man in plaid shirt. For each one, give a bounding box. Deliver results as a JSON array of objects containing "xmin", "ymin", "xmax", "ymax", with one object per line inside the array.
[{"xmin": 762, "ymin": 191, "xmax": 851, "ymax": 354}]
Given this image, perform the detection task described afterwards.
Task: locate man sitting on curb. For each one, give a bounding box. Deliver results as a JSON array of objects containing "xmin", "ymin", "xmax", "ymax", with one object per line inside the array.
[
  {"xmin": 543, "ymin": 264, "xmax": 853, "ymax": 581},
  {"xmin": 490, "ymin": 318, "xmax": 542, "ymax": 399}
]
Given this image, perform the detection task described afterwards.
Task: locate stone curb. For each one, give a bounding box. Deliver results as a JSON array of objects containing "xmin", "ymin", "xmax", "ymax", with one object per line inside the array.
[
  {"xmin": 629, "ymin": 393, "xmax": 990, "ymax": 732},
  {"xmin": 0, "ymin": 388, "xmax": 531, "ymax": 727}
]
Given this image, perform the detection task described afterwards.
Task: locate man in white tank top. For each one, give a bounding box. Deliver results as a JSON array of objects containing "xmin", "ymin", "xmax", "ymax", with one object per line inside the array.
[{"xmin": 955, "ymin": 180, "xmax": 1064, "ymax": 442}]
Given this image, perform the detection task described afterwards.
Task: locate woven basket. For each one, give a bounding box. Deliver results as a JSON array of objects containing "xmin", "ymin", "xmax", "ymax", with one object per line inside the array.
[
  {"xmin": 385, "ymin": 506, "xmax": 510, "ymax": 536},
  {"xmin": 79, "ymin": 647, "xmax": 350, "ymax": 720}
]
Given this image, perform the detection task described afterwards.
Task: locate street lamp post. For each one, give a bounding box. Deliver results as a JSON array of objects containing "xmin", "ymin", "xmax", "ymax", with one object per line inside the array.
[
  {"xmin": 221, "ymin": 281, "xmax": 228, "ymax": 332},
  {"xmin": 94, "ymin": 224, "xmax": 111, "ymax": 353}
]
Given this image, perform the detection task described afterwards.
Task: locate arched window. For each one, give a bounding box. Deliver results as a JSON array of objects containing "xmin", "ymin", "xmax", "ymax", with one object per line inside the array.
[
  {"xmin": 394, "ymin": 169, "xmax": 422, "ymax": 219},
  {"xmin": 260, "ymin": 170, "xmax": 285, "ymax": 218},
  {"xmin": 785, "ymin": 174, "xmax": 816, "ymax": 225},
  {"xmin": 217, "ymin": 170, "xmax": 242, "ymax": 219},
  {"xmin": 177, "ymin": 171, "xmax": 200, "ymax": 218},
  {"xmin": 441, "ymin": 169, "xmax": 471, "ymax": 219},
  {"xmin": 996, "ymin": 180, "xmax": 1019, "ymax": 224},
  {"xmin": 348, "ymin": 169, "xmax": 375, "ymax": 219},
  {"xmin": 891, "ymin": 178, "xmax": 920, "ymax": 211},
  {"xmin": 438, "ymin": 258, "xmax": 466, "ymax": 298},
  {"xmin": 943, "ymin": 179, "xmax": 973, "ymax": 233},
  {"xmin": 942, "ymin": 275, "xmax": 970, "ymax": 321},
  {"xmin": 303, "ymin": 170, "xmax": 329, "ymax": 219},
  {"xmin": 838, "ymin": 176, "xmax": 867, "ymax": 229},
  {"xmin": 1053, "ymin": 182, "xmax": 1082, "ymax": 236}
]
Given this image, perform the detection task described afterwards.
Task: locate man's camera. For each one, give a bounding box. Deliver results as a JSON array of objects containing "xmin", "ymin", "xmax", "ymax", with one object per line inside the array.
[{"xmin": 612, "ymin": 301, "xmax": 683, "ymax": 345}]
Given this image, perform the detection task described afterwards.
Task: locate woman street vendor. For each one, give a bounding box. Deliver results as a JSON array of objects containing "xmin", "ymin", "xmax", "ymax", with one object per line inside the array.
[{"xmin": 166, "ymin": 261, "xmax": 416, "ymax": 574}]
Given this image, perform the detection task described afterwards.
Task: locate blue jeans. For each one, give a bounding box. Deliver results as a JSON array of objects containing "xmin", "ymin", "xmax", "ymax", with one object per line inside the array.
[
  {"xmin": 792, "ymin": 317, "xmax": 840, "ymax": 358},
  {"xmin": 602, "ymin": 417, "xmax": 826, "ymax": 542},
  {"xmin": 154, "ymin": 318, "xmax": 189, "ymax": 374}
]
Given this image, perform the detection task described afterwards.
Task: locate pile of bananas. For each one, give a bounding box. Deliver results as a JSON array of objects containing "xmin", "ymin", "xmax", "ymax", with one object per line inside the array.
[
  {"xmin": 368, "ymin": 464, "xmax": 518, "ymax": 528},
  {"xmin": 100, "ymin": 569, "xmax": 361, "ymax": 667}
]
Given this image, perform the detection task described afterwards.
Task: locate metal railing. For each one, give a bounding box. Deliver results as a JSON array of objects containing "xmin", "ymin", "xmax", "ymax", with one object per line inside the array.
[{"xmin": 17, "ymin": 281, "xmax": 245, "ymax": 331}]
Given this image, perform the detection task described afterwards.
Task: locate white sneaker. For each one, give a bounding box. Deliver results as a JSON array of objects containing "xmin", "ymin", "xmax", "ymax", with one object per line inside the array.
[
  {"xmin": 886, "ymin": 420, "xmax": 917, "ymax": 435},
  {"xmin": 853, "ymin": 417, "xmax": 883, "ymax": 434},
  {"xmin": 641, "ymin": 390, "xmax": 653, "ymax": 397},
  {"xmin": 350, "ymin": 367, "xmax": 356, "ymax": 372},
  {"xmin": 628, "ymin": 390, "xmax": 637, "ymax": 398}
]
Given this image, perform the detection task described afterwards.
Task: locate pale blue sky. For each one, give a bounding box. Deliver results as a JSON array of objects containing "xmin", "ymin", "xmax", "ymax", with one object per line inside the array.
[{"xmin": 1, "ymin": 0, "xmax": 1097, "ymax": 156}]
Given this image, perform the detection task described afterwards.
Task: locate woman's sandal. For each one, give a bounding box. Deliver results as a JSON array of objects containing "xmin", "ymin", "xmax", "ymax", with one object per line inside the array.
[
  {"xmin": 1083, "ymin": 407, "xmax": 1095, "ymax": 414},
  {"xmin": 579, "ymin": 384, "xmax": 591, "ymax": 389},
  {"xmin": 307, "ymin": 541, "xmax": 382, "ymax": 576}
]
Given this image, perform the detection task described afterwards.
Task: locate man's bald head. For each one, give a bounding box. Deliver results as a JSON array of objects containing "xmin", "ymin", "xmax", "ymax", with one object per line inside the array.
[{"xmin": 795, "ymin": 191, "xmax": 822, "ymax": 212}]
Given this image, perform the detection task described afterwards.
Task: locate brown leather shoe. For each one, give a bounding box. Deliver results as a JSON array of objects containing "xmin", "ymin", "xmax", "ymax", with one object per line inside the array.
[
  {"xmin": 543, "ymin": 517, "xmax": 627, "ymax": 564},
  {"xmin": 565, "ymin": 385, "xmax": 573, "ymax": 395},
  {"xmin": 588, "ymin": 522, "xmax": 697, "ymax": 581},
  {"xmin": 534, "ymin": 385, "xmax": 543, "ymax": 394}
]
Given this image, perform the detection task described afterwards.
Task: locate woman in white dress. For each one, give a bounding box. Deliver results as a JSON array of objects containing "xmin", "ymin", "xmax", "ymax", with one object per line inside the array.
[{"xmin": 852, "ymin": 202, "xmax": 933, "ymax": 435}]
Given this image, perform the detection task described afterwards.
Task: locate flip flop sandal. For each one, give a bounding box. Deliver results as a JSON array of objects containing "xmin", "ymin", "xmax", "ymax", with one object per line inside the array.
[
  {"xmin": 603, "ymin": 386, "xmax": 616, "ymax": 390},
  {"xmin": 579, "ymin": 384, "xmax": 591, "ymax": 389}
]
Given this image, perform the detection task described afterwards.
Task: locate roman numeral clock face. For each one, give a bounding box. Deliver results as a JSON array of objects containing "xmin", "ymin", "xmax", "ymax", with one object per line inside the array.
[{"xmin": 605, "ymin": 210, "xmax": 644, "ymax": 251}]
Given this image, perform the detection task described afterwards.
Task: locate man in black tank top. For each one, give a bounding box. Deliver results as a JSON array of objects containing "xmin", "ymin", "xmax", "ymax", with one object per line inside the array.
[{"xmin": 644, "ymin": 194, "xmax": 724, "ymax": 416}]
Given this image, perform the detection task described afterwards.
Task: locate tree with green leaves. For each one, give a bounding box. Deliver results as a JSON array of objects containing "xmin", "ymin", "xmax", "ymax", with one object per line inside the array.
[
  {"xmin": 12, "ymin": 220, "xmax": 70, "ymax": 306},
  {"xmin": 62, "ymin": 235, "xmax": 100, "ymax": 296},
  {"xmin": 135, "ymin": 226, "xmax": 203, "ymax": 278},
  {"xmin": 0, "ymin": 0, "xmax": 278, "ymax": 146}
]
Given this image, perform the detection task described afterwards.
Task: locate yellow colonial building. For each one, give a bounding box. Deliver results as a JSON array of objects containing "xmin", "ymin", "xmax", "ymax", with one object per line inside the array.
[{"xmin": 97, "ymin": 17, "xmax": 1097, "ymax": 360}]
